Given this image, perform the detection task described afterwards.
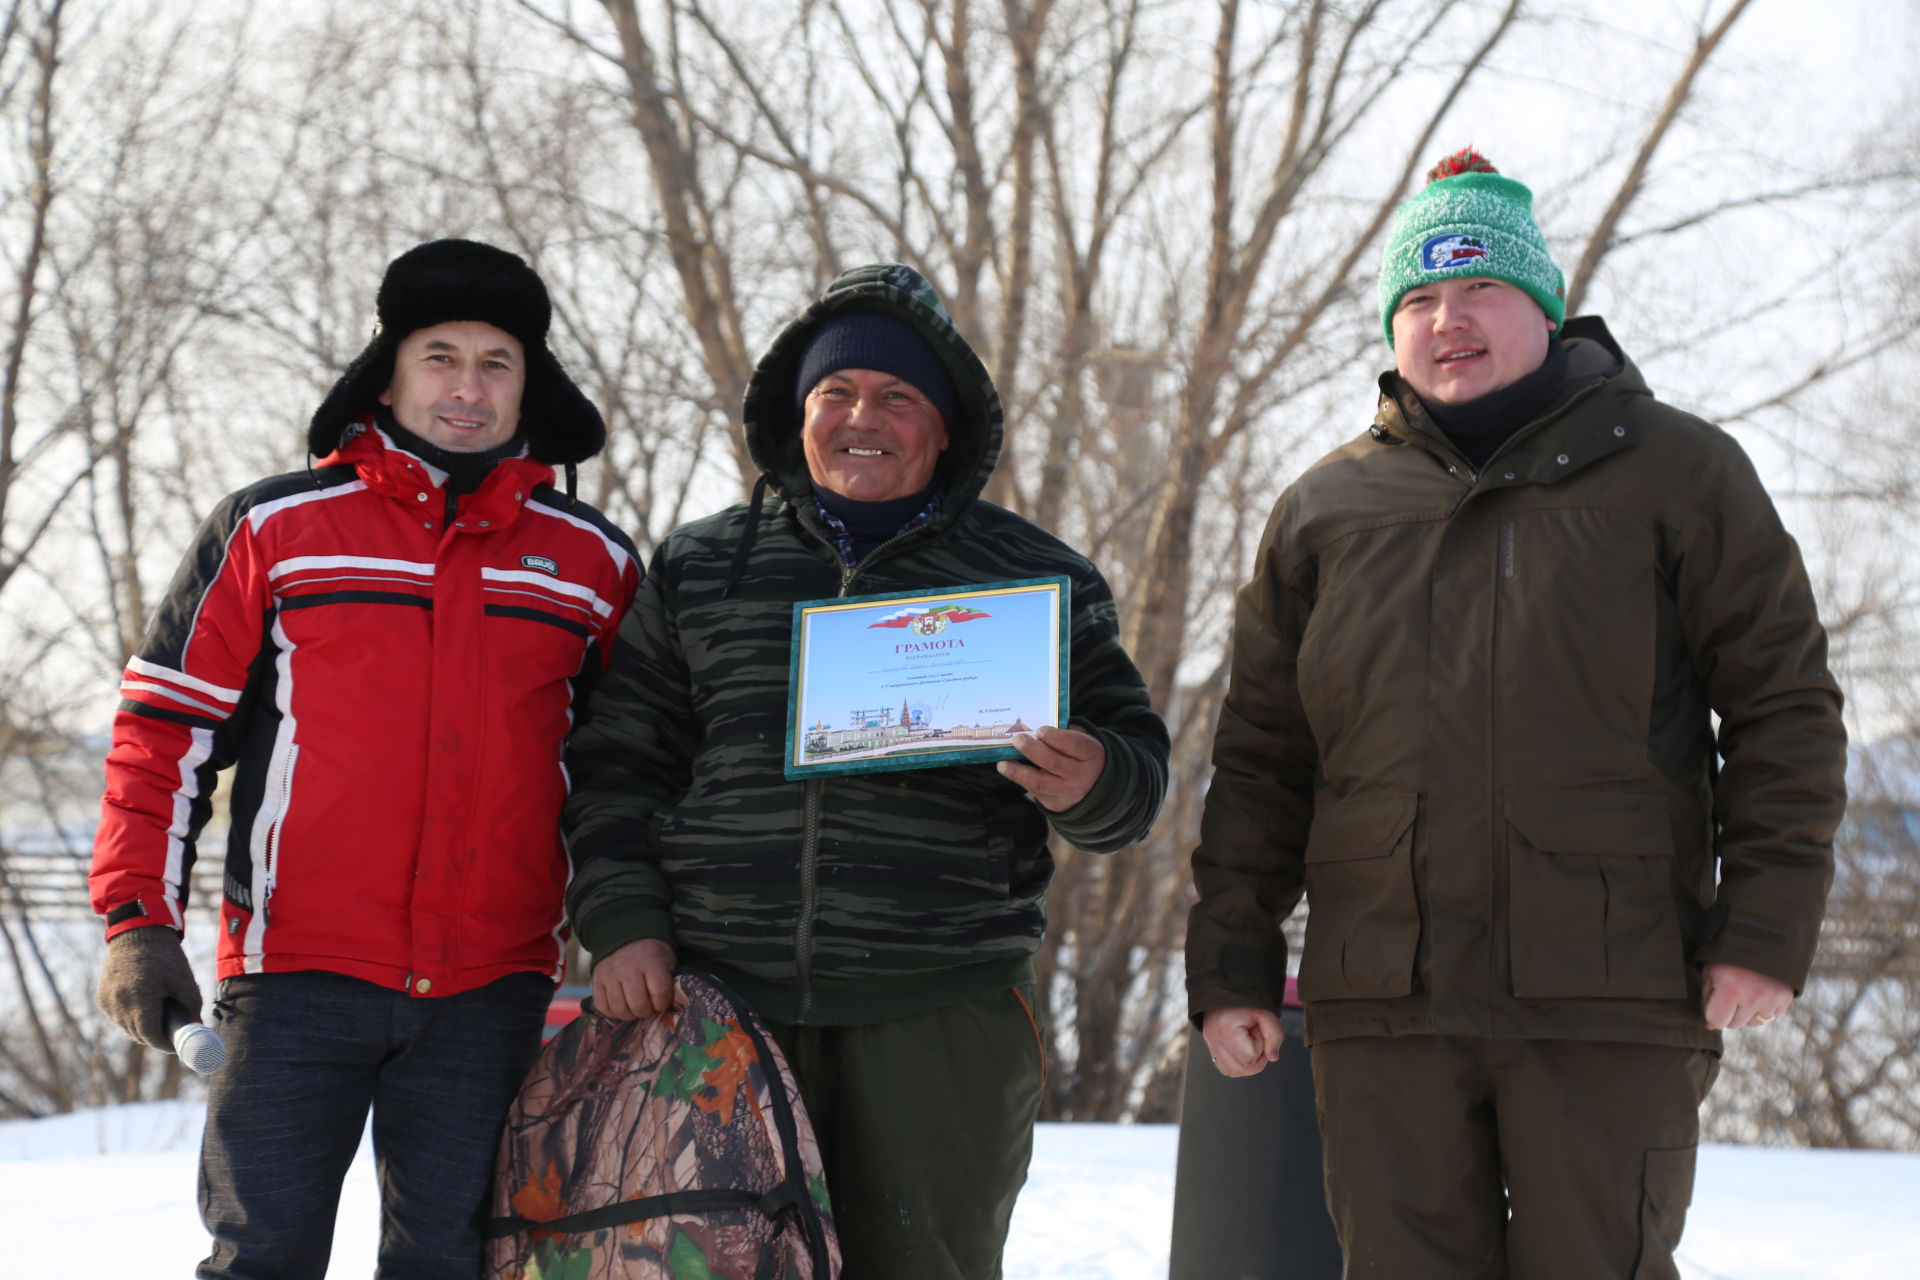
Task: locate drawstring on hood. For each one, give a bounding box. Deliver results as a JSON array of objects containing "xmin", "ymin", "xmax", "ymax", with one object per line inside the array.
[{"xmin": 723, "ymin": 473, "xmax": 772, "ymax": 598}]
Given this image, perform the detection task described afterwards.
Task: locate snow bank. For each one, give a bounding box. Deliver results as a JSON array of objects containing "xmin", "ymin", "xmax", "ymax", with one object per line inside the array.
[{"xmin": 4, "ymin": 1103, "xmax": 1917, "ymax": 1278}]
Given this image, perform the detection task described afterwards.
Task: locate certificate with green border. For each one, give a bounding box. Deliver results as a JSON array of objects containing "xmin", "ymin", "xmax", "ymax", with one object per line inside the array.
[{"xmin": 784, "ymin": 576, "xmax": 1070, "ymax": 779}]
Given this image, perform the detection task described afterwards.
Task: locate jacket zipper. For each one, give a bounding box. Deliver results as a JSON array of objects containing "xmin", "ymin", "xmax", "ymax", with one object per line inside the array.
[
  {"xmin": 259, "ymin": 743, "xmax": 300, "ymax": 925},
  {"xmin": 792, "ymin": 517, "xmax": 926, "ymax": 1024},
  {"xmin": 795, "ymin": 777, "xmax": 824, "ymax": 1021},
  {"xmin": 1400, "ymin": 382, "xmax": 1608, "ymax": 1016}
]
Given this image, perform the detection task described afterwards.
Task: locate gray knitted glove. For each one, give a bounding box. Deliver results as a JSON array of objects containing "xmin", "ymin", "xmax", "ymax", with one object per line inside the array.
[{"xmin": 96, "ymin": 927, "xmax": 203, "ymax": 1050}]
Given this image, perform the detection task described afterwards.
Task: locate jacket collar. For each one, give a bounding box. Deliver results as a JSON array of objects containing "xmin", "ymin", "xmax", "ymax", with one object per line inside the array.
[
  {"xmin": 318, "ymin": 416, "xmax": 554, "ymax": 531},
  {"xmin": 1370, "ymin": 316, "xmax": 1650, "ymax": 485}
]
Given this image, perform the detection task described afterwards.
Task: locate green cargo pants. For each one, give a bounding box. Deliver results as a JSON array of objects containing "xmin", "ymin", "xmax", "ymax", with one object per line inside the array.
[
  {"xmin": 765, "ymin": 984, "xmax": 1046, "ymax": 1280},
  {"xmin": 1310, "ymin": 1036, "xmax": 1718, "ymax": 1280}
]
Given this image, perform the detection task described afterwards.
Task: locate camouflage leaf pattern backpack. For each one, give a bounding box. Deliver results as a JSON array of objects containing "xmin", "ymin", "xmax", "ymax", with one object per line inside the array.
[{"xmin": 485, "ymin": 969, "xmax": 840, "ymax": 1280}]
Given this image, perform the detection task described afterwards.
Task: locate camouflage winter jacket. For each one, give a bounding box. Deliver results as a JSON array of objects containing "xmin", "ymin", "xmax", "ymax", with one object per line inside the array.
[{"xmin": 564, "ymin": 265, "xmax": 1170, "ymax": 1026}]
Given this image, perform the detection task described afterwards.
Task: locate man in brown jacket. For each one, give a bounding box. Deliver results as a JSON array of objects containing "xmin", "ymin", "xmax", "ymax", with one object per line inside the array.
[{"xmin": 1186, "ymin": 148, "xmax": 1847, "ymax": 1278}]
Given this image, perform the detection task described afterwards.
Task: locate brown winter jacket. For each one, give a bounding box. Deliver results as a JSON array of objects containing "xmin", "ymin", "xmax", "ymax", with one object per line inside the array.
[{"xmin": 1186, "ymin": 317, "xmax": 1846, "ymax": 1050}]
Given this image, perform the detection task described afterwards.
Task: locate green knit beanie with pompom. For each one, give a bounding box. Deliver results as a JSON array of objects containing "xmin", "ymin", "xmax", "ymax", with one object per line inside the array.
[{"xmin": 1378, "ymin": 148, "xmax": 1565, "ymax": 346}]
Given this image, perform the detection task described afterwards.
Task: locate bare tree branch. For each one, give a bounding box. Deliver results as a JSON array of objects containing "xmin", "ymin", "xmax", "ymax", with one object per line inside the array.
[{"xmin": 1563, "ymin": 0, "xmax": 1755, "ymax": 314}]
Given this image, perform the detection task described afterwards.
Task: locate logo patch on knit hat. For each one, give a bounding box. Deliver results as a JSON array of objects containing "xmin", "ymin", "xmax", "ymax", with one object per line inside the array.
[
  {"xmin": 520, "ymin": 555, "xmax": 559, "ymax": 576},
  {"xmin": 1419, "ymin": 233, "xmax": 1492, "ymax": 271}
]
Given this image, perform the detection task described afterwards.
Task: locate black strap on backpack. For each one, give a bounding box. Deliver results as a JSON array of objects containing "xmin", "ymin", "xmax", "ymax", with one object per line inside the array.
[
  {"xmin": 721, "ymin": 972, "xmax": 833, "ymax": 1273},
  {"xmin": 485, "ymin": 1187, "xmax": 777, "ymax": 1239}
]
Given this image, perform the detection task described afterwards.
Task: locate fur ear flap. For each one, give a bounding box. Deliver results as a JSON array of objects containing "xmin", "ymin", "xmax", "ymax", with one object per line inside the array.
[
  {"xmin": 308, "ymin": 334, "xmax": 397, "ymax": 459},
  {"xmin": 520, "ymin": 351, "xmax": 606, "ymax": 466}
]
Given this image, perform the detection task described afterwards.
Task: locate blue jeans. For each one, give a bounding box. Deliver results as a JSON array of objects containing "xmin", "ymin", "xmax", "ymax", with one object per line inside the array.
[{"xmin": 198, "ymin": 970, "xmax": 550, "ymax": 1280}]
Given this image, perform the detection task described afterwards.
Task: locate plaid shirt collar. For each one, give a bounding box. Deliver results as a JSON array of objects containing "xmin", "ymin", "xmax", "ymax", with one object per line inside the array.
[{"xmin": 812, "ymin": 488, "xmax": 944, "ymax": 568}]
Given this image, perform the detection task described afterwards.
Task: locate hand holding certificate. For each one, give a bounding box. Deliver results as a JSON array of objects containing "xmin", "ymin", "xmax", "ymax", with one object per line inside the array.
[
  {"xmin": 785, "ymin": 576, "xmax": 1069, "ymax": 778},
  {"xmin": 997, "ymin": 724, "xmax": 1107, "ymax": 811}
]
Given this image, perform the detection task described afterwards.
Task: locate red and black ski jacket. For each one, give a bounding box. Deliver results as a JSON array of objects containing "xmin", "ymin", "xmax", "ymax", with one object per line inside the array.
[{"xmin": 90, "ymin": 422, "xmax": 642, "ymax": 997}]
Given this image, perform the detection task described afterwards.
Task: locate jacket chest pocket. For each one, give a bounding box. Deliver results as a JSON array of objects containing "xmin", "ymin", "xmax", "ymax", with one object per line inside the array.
[
  {"xmin": 1299, "ymin": 792, "xmax": 1420, "ymax": 1002},
  {"xmin": 1506, "ymin": 789, "xmax": 1688, "ymax": 1000}
]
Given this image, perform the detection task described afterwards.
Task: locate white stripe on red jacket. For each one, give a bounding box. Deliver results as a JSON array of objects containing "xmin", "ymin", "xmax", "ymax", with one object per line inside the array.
[{"xmin": 90, "ymin": 422, "xmax": 641, "ymax": 997}]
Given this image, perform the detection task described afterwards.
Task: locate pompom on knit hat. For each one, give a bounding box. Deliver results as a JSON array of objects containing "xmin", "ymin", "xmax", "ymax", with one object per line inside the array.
[
  {"xmin": 1378, "ymin": 148, "xmax": 1565, "ymax": 347},
  {"xmin": 792, "ymin": 311, "xmax": 963, "ymax": 432},
  {"xmin": 307, "ymin": 239, "xmax": 606, "ymax": 466}
]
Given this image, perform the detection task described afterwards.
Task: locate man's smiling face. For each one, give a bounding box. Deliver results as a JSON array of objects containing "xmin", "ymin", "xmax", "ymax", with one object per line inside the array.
[
  {"xmin": 801, "ymin": 367, "xmax": 950, "ymax": 501},
  {"xmin": 380, "ymin": 320, "xmax": 525, "ymax": 452},
  {"xmin": 1391, "ymin": 276, "xmax": 1554, "ymax": 405}
]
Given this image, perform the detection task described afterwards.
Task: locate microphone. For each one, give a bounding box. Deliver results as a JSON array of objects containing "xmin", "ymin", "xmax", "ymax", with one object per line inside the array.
[{"xmin": 163, "ymin": 999, "xmax": 228, "ymax": 1076}]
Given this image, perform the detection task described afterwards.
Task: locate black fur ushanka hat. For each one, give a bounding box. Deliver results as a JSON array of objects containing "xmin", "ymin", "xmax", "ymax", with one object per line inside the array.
[{"xmin": 307, "ymin": 239, "xmax": 605, "ymax": 466}]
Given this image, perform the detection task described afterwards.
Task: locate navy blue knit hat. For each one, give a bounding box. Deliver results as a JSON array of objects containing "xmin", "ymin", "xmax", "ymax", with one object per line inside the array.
[{"xmin": 793, "ymin": 311, "xmax": 961, "ymax": 430}]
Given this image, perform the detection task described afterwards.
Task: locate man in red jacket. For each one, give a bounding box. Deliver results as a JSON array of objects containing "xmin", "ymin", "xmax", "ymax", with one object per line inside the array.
[{"xmin": 88, "ymin": 239, "xmax": 640, "ymax": 1279}]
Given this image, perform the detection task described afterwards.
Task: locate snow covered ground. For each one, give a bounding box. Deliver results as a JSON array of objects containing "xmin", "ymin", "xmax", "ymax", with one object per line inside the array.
[{"xmin": 5, "ymin": 1102, "xmax": 1918, "ymax": 1277}]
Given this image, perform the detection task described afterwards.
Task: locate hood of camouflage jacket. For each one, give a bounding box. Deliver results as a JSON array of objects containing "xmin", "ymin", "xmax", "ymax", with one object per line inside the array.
[{"xmin": 741, "ymin": 263, "xmax": 1002, "ymax": 529}]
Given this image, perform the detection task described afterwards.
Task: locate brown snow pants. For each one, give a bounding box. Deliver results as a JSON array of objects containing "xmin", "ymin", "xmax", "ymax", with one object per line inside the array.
[{"xmin": 1310, "ymin": 1035, "xmax": 1719, "ymax": 1280}]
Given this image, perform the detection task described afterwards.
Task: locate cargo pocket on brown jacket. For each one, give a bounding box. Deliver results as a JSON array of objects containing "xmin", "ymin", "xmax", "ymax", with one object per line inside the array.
[
  {"xmin": 1298, "ymin": 792, "xmax": 1420, "ymax": 1001},
  {"xmin": 1507, "ymin": 789, "xmax": 1688, "ymax": 999},
  {"xmin": 1633, "ymin": 1145, "xmax": 1697, "ymax": 1280}
]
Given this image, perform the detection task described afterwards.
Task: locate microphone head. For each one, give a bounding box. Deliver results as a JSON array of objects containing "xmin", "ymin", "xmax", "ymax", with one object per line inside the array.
[
  {"xmin": 172, "ymin": 1021, "xmax": 228, "ymax": 1075},
  {"xmin": 163, "ymin": 1000, "xmax": 228, "ymax": 1076}
]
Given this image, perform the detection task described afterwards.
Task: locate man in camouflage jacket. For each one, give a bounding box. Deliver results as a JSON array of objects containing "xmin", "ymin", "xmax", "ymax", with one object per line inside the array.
[
  {"xmin": 564, "ymin": 263, "xmax": 1169, "ymax": 1279},
  {"xmin": 1187, "ymin": 151, "xmax": 1846, "ymax": 1277}
]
